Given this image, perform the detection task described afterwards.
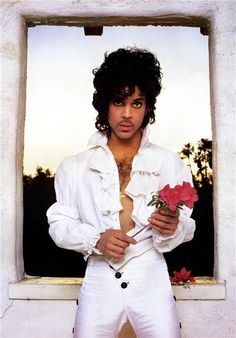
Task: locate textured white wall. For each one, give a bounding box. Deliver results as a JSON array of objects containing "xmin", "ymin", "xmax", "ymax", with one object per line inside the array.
[{"xmin": 0, "ymin": 1, "xmax": 235, "ymax": 337}]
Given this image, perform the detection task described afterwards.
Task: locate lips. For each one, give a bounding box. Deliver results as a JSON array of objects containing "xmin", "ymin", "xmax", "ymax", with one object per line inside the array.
[
  {"xmin": 118, "ymin": 124, "xmax": 133, "ymax": 132},
  {"xmin": 117, "ymin": 123, "xmax": 133, "ymax": 132}
]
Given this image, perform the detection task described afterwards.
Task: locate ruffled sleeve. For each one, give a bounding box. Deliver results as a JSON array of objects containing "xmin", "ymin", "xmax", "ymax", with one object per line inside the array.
[{"xmin": 46, "ymin": 157, "xmax": 102, "ymax": 259}]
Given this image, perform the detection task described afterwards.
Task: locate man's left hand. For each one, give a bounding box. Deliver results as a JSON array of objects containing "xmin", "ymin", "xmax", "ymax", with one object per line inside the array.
[{"xmin": 148, "ymin": 208, "xmax": 179, "ymax": 236}]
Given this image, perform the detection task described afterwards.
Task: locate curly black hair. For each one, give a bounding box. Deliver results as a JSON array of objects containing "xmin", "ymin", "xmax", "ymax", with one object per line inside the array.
[{"xmin": 92, "ymin": 47, "xmax": 162, "ymax": 135}]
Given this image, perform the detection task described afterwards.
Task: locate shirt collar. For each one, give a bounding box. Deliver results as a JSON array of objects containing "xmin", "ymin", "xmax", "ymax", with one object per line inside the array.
[{"xmin": 87, "ymin": 124, "xmax": 151, "ymax": 151}]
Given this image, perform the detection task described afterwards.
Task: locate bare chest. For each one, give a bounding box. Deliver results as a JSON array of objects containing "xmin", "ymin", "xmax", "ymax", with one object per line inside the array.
[{"xmin": 116, "ymin": 160, "xmax": 135, "ymax": 233}]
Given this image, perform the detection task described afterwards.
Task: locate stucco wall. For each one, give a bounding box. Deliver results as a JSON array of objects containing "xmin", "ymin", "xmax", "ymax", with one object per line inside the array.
[{"xmin": 0, "ymin": 1, "xmax": 235, "ymax": 337}]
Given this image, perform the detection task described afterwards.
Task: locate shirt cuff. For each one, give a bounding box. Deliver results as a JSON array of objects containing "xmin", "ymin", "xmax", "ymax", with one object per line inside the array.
[{"xmin": 84, "ymin": 230, "xmax": 104, "ymax": 260}]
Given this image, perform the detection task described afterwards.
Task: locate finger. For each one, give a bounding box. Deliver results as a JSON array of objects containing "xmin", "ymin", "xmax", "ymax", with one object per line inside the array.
[
  {"xmin": 124, "ymin": 235, "xmax": 137, "ymax": 245},
  {"xmin": 150, "ymin": 222, "xmax": 177, "ymax": 233},
  {"xmin": 107, "ymin": 247, "xmax": 125, "ymax": 258},
  {"xmin": 148, "ymin": 216, "xmax": 171, "ymax": 228},
  {"xmin": 108, "ymin": 241, "xmax": 127, "ymax": 254},
  {"xmin": 116, "ymin": 232, "xmax": 137, "ymax": 245},
  {"xmin": 149, "ymin": 216, "xmax": 178, "ymax": 231},
  {"xmin": 112, "ymin": 237, "xmax": 130, "ymax": 249},
  {"xmin": 152, "ymin": 211, "xmax": 178, "ymax": 221},
  {"xmin": 159, "ymin": 208, "xmax": 179, "ymax": 217},
  {"xmin": 151, "ymin": 226, "xmax": 176, "ymax": 236},
  {"xmin": 149, "ymin": 213, "xmax": 179, "ymax": 225}
]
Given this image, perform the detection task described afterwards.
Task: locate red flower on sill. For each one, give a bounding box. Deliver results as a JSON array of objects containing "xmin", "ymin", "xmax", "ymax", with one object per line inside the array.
[{"xmin": 170, "ymin": 267, "xmax": 196, "ymax": 284}]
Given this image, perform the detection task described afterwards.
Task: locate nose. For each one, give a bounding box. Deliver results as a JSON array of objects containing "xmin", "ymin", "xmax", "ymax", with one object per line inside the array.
[{"xmin": 121, "ymin": 104, "xmax": 132, "ymax": 118}]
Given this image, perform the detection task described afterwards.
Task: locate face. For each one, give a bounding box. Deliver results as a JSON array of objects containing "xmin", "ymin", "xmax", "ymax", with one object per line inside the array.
[{"xmin": 108, "ymin": 86, "xmax": 147, "ymax": 142}]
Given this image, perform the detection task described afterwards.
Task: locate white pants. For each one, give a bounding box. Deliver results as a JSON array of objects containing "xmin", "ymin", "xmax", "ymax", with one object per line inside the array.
[{"xmin": 74, "ymin": 249, "xmax": 181, "ymax": 338}]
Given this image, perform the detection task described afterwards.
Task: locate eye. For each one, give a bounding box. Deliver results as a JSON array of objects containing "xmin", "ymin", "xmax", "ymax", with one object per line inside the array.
[
  {"xmin": 112, "ymin": 98, "xmax": 123, "ymax": 106},
  {"xmin": 133, "ymin": 100, "xmax": 143, "ymax": 108}
]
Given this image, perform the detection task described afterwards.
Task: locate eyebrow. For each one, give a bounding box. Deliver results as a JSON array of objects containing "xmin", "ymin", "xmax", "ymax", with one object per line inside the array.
[
  {"xmin": 133, "ymin": 96, "xmax": 145, "ymax": 101},
  {"xmin": 112, "ymin": 94, "xmax": 145, "ymax": 101}
]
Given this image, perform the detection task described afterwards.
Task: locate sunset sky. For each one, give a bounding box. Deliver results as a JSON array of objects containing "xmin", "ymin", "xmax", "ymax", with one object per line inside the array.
[{"xmin": 24, "ymin": 25, "xmax": 211, "ymax": 174}]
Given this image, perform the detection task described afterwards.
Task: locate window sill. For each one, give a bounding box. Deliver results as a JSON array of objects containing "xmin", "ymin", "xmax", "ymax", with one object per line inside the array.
[{"xmin": 9, "ymin": 277, "xmax": 226, "ymax": 300}]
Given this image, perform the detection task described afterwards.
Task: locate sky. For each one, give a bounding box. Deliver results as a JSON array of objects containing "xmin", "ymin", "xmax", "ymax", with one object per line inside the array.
[{"xmin": 24, "ymin": 25, "xmax": 212, "ymax": 175}]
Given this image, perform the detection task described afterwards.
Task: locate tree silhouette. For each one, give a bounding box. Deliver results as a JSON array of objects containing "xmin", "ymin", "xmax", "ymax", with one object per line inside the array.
[
  {"xmin": 179, "ymin": 142, "xmax": 194, "ymax": 174},
  {"xmin": 179, "ymin": 138, "xmax": 213, "ymax": 187},
  {"xmin": 193, "ymin": 138, "xmax": 213, "ymax": 187}
]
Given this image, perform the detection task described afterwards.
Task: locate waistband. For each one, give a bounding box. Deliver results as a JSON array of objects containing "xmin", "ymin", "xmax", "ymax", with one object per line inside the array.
[{"xmin": 89, "ymin": 244, "xmax": 165, "ymax": 271}]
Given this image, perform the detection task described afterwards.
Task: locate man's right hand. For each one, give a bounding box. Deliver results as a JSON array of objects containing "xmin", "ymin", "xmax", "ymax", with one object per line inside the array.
[{"xmin": 96, "ymin": 229, "xmax": 137, "ymax": 260}]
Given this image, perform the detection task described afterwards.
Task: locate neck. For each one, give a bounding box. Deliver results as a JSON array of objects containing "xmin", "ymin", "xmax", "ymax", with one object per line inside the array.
[{"xmin": 108, "ymin": 131, "xmax": 142, "ymax": 161}]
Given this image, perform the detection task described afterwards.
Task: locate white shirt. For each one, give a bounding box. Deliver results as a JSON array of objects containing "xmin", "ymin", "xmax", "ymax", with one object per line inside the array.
[{"xmin": 47, "ymin": 126, "xmax": 196, "ymax": 270}]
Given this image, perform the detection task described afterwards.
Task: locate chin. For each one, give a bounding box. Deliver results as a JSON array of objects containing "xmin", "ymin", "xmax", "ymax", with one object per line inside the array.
[
  {"xmin": 117, "ymin": 131, "xmax": 135, "ymax": 139},
  {"xmin": 110, "ymin": 127, "xmax": 141, "ymax": 142}
]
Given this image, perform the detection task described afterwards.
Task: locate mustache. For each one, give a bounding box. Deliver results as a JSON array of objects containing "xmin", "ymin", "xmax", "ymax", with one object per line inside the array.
[{"xmin": 118, "ymin": 120, "xmax": 134, "ymax": 126}]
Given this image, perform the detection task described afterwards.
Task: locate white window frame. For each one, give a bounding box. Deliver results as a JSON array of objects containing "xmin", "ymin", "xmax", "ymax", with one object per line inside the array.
[{"xmin": 2, "ymin": 1, "xmax": 235, "ymax": 313}]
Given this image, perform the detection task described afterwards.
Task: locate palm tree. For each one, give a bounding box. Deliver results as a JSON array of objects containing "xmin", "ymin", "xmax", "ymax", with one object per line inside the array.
[
  {"xmin": 179, "ymin": 142, "xmax": 194, "ymax": 173},
  {"xmin": 193, "ymin": 138, "xmax": 213, "ymax": 187},
  {"xmin": 179, "ymin": 139, "xmax": 213, "ymax": 187}
]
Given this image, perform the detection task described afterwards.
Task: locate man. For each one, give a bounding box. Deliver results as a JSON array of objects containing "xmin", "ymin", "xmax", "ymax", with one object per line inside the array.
[{"xmin": 47, "ymin": 47, "xmax": 195, "ymax": 337}]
